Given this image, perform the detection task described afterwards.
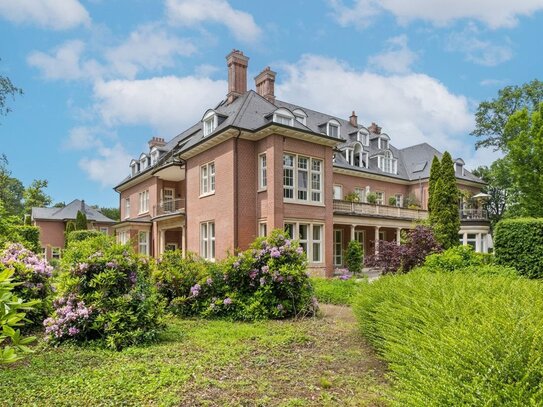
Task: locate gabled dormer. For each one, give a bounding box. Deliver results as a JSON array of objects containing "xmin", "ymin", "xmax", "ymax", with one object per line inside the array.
[
  {"xmin": 272, "ymin": 107, "xmax": 295, "ymax": 126},
  {"xmin": 202, "ymin": 109, "xmax": 227, "ymax": 137},
  {"xmin": 376, "ymin": 149, "xmax": 397, "ymax": 174},
  {"xmin": 130, "ymin": 159, "xmax": 138, "ymax": 176},
  {"xmin": 326, "ymin": 119, "xmax": 341, "ymax": 138},
  {"xmin": 377, "ymin": 133, "xmax": 390, "ymax": 150},
  {"xmin": 357, "ymin": 128, "xmax": 370, "ymax": 146},
  {"xmin": 139, "ymin": 153, "xmax": 149, "ymax": 171},
  {"xmin": 454, "ymin": 158, "xmax": 465, "ymax": 176}
]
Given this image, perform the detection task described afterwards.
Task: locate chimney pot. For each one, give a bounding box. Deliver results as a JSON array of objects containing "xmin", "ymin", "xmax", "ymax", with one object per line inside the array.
[
  {"xmin": 349, "ymin": 111, "xmax": 358, "ymax": 127},
  {"xmin": 148, "ymin": 136, "xmax": 166, "ymax": 149},
  {"xmin": 226, "ymin": 49, "xmax": 249, "ymax": 104},
  {"xmin": 368, "ymin": 122, "xmax": 381, "ymax": 134},
  {"xmin": 255, "ymin": 66, "xmax": 277, "ymax": 104}
]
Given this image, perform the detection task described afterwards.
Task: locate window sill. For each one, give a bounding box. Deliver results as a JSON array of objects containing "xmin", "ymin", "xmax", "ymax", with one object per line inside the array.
[
  {"xmin": 257, "ymin": 188, "xmax": 267, "ymax": 193},
  {"xmin": 283, "ymin": 199, "xmax": 325, "ymax": 207},
  {"xmin": 138, "ymin": 211, "xmax": 149, "ymax": 215},
  {"xmin": 199, "ymin": 191, "xmax": 215, "ymax": 199}
]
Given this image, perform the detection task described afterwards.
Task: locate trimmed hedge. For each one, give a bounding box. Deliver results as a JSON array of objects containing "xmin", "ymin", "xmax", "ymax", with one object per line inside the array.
[
  {"xmin": 311, "ymin": 277, "xmax": 363, "ymax": 305},
  {"xmin": 494, "ymin": 218, "xmax": 543, "ymax": 278},
  {"xmin": 354, "ymin": 271, "xmax": 543, "ymax": 405},
  {"xmin": 66, "ymin": 230, "xmax": 102, "ymax": 244}
]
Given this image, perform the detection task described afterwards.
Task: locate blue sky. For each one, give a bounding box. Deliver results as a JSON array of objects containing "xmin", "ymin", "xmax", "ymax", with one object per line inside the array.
[{"xmin": 1, "ymin": 0, "xmax": 542, "ymax": 208}]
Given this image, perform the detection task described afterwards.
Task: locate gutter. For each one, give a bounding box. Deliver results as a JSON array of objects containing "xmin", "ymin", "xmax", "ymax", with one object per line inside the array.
[{"xmin": 233, "ymin": 127, "xmax": 242, "ymax": 250}]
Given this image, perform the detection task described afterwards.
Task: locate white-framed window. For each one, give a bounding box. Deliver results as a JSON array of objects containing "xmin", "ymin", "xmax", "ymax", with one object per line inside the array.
[
  {"xmin": 355, "ymin": 230, "xmax": 365, "ymax": 246},
  {"xmin": 375, "ymin": 191, "xmax": 384, "ymax": 205},
  {"xmin": 333, "ymin": 185, "xmax": 343, "ymax": 200},
  {"xmin": 284, "ymin": 222, "xmax": 324, "ymax": 264},
  {"xmin": 293, "ymin": 109, "xmax": 307, "ymax": 125},
  {"xmin": 100, "ymin": 227, "xmax": 108, "ymax": 234},
  {"xmin": 163, "ymin": 187, "xmax": 175, "ymax": 212},
  {"xmin": 379, "ymin": 230, "xmax": 386, "ymax": 241},
  {"xmin": 283, "ymin": 154, "xmax": 323, "ymax": 204},
  {"xmin": 203, "ymin": 111, "xmax": 217, "ymax": 137},
  {"xmin": 258, "ymin": 153, "xmax": 267, "ymax": 189},
  {"xmin": 327, "ymin": 121, "xmax": 340, "ymax": 138},
  {"xmin": 333, "ymin": 229, "xmax": 343, "ymax": 266},
  {"xmin": 359, "ymin": 130, "xmax": 370, "ymax": 146},
  {"xmin": 138, "ymin": 231, "xmax": 149, "ymax": 255},
  {"xmin": 51, "ymin": 247, "xmax": 61, "ymax": 259},
  {"xmin": 395, "ymin": 193, "xmax": 403, "ymax": 207},
  {"xmin": 200, "ymin": 221, "xmax": 215, "ymax": 260},
  {"xmin": 274, "ymin": 114, "xmax": 293, "ymax": 126},
  {"xmin": 140, "ymin": 154, "xmax": 148, "ymax": 171},
  {"xmin": 124, "ymin": 198, "xmax": 130, "ymax": 219},
  {"xmin": 354, "ymin": 187, "xmax": 366, "ymax": 203},
  {"xmin": 138, "ymin": 190, "xmax": 149, "ymax": 214},
  {"xmin": 200, "ymin": 162, "xmax": 216, "ymax": 195},
  {"xmin": 379, "ymin": 151, "xmax": 397, "ymax": 174},
  {"xmin": 378, "ymin": 137, "xmax": 389, "ymax": 150},
  {"xmin": 117, "ymin": 231, "xmax": 129, "ymax": 245},
  {"xmin": 259, "ymin": 222, "xmax": 267, "ymax": 237}
]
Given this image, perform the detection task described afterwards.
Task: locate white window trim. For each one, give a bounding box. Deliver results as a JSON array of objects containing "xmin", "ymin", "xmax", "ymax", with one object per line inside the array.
[
  {"xmin": 333, "ymin": 184, "xmax": 343, "ymax": 200},
  {"xmin": 258, "ymin": 153, "xmax": 267, "ymax": 190},
  {"xmin": 327, "ymin": 120, "xmax": 341, "ymax": 138},
  {"xmin": 200, "ymin": 221, "xmax": 216, "ymax": 261},
  {"xmin": 259, "ymin": 222, "xmax": 267, "ymax": 237},
  {"xmin": 333, "ymin": 229, "xmax": 343, "ymax": 266},
  {"xmin": 203, "ymin": 111, "xmax": 218, "ymax": 137},
  {"xmin": 124, "ymin": 198, "xmax": 130, "ymax": 219},
  {"xmin": 200, "ymin": 161, "xmax": 216, "ymax": 197},
  {"xmin": 138, "ymin": 190, "xmax": 149, "ymax": 214},
  {"xmin": 293, "ymin": 109, "xmax": 307, "ymax": 125},
  {"xmin": 51, "ymin": 247, "xmax": 62, "ymax": 259},
  {"xmin": 274, "ymin": 113, "xmax": 294, "ymax": 126},
  {"xmin": 283, "ymin": 153, "xmax": 323, "ymax": 205},
  {"xmin": 375, "ymin": 191, "xmax": 385, "ymax": 205},
  {"xmin": 284, "ymin": 221, "xmax": 325, "ymax": 264},
  {"xmin": 138, "ymin": 231, "xmax": 149, "ymax": 256},
  {"xmin": 395, "ymin": 193, "xmax": 404, "ymax": 207}
]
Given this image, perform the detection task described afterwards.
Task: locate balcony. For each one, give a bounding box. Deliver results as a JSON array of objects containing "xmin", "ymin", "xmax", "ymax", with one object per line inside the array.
[
  {"xmin": 333, "ymin": 199, "xmax": 428, "ymax": 220},
  {"xmin": 459, "ymin": 208, "xmax": 488, "ymax": 221},
  {"xmin": 153, "ymin": 198, "xmax": 185, "ymax": 218}
]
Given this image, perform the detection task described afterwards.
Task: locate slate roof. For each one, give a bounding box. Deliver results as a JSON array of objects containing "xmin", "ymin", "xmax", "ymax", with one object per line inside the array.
[
  {"xmin": 117, "ymin": 90, "xmax": 484, "ymax": 187},
  {"xmin": 32, "ymin": 199, "xmax": 116, "ymax": 222}
]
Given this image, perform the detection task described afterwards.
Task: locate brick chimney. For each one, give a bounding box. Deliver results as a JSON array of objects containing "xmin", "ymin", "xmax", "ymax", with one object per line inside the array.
[
  {"xmin": 255, "ymin": 66, "xmax": 276, "ymax": 104},
  {"xmin": 226, "ymin": 49, "xmax": 249, "ymax": 104},
  {"xmin": 148, "ymin": 136, "xmax": 166, "ymax": 149},
  {"xmin": 349, "ymin": 111, "xmax": 358, "ymax": 127},
  {"xmin": 368, "ymin": 122, "xmax": 381, "ymax": 134}
]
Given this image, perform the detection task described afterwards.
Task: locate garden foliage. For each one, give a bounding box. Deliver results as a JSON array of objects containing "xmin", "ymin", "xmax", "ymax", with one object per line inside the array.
[
  {"xmin": 45, "ymin": 235, "xmax": 164, "ymax": 350},
  {"xmin": 0, "ymin": 266, "xmax": 37, "ymax": 364},
  {"xmin": 494, "ymin": 218, "xmax": 543, "ymax": 278},
  {"xmin": 354, "ymin": 271, "xmax": 543, "ymax": 405},
  {"xmin": 365, "ymin": 225, "xmax": 441, "ymax": 273},
  {"xmin": 0, "ymin": 243, "xmax": 54, "ymax": 326},
  {"xmin": 344, "ymin": 240, "xmax": 363, "ymax": 275},
  {"xmin": 311, "ymin": 276, "xmax": 363, "ymax": 306},
  {"xmin": 75, "ymin": 210, "xmax": 88, "ymax": 230},
  {"xmin": 153, "ymin": 230, "xmax": 317, "ymax": 320},
  {"xmin": 65, "ymin": 229, "xmax": 102, "ymax": 244}
]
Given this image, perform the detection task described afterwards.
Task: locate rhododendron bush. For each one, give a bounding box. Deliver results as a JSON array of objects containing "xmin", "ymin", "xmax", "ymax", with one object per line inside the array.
[
  {"xmin": 46, "ymin": 236, "xmax": 164, "ymax": 350},
  {"xmin": 153, "ymin": 229, "xmax": 317, "ymax": 320}
]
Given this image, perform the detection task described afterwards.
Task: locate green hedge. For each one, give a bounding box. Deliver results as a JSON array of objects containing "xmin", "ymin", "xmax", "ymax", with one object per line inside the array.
[
  {"xmin": 311, "ymin": 277, "xmax": 363, "ymax": 305},
  {"xmin": 494, "ymin": 218, "xmax": 543, "ymax": 278},
  {"xmin": 353, "ymin": 271, "xmax": 543, "ymax": 405},
  {"xmin": 65, "ymin": 229, "xmax": 102, "ymax": 244}
]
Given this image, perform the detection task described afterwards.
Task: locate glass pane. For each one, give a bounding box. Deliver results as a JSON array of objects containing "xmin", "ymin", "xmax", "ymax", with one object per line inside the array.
[{"xmin": 299, "ymin": 224, "xmax": 308, "ymax": 240}]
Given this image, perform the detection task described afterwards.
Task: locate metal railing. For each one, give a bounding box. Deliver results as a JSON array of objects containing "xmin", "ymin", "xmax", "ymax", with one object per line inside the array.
[
  {"xmin": 333, "ymin": 199, "xmax": 428, "ymax": 220},
  {"xmin": 153, "ymin": 198, "xmax": 185, "ymax": 217},
  {"xmin": 459, "ymin": 208, "xmax": 488, "ymax": 220}
]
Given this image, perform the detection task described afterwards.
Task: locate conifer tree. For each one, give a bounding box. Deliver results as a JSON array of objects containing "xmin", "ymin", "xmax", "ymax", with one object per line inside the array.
[
  {"xmin": 75, "ymin": 211, "xmax": 88, "ymax": 230},
  {"xmin": 428, "ymin": 155, "xmax": 441, "ymax": 213}
]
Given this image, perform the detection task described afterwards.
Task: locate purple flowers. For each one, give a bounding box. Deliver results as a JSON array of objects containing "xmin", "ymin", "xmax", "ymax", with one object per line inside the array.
[
  {"xmin": 206, "ymin": 277, "xmax": 213, "ymax": 286},
  {"xmin": 223, "ymin": 297, "xmax": 232, "ymax": 306},
  {"xmin": 44, "ymin": 295, "xmax": 93, "ymax": 341},
  {"xmin": 270, "ymin": 247, "xmax": 281, "ymax": 258},
  {"xmin": 1, "ymin": 243, "xmax": 53, "ymax": 278},
  {"xmin": 190, "ymin": 284, "xmax": 201, "ymax": 297},
  {"xmin": 296, "ymin": 247, "xmax": 304, "ymax": 255}
]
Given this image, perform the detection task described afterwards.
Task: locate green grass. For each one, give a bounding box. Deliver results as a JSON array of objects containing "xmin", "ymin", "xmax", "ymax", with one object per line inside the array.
[
  {"xmin": 1, "ymin": 307, "xmax": 386, "ymax": 406},
  {"xmin": 311, "ymin": 277, "xmax": 365, "ymax": 305}
]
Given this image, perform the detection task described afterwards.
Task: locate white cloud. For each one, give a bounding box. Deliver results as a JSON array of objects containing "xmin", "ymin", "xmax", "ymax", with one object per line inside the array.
[
  {"xmin": 64, "ymin": 126, "xmax": 101, "ymax": 150},
  {"xmin": 27, "ymin": 40, "xmax": 103, "ymax": 81},
  {"xmin": 480, "ymin": 79, "xmax": 507, "ymax": 87},
  {"xmin": 463, "ymin": 146, "xmax": 503, "ymax": 170},
  {"xmin": 166, "ymin": 0, "xmax": 262, "ymax": 42},
  {"xmin": 447, "ymin": 25, "xmax": 513, "ymax": 66},
  {"xmin": 368, "ymin": 35, "xmax": 417, "ymax": 74},
  {"xmin": 105, "ymin": 24, "xmax": 197, "ymax": 79},
  {"xmin": 93, "ymin": 76, "xmax": 227, "ymax": 135},
  {"xmin": 0, "ymin": 0, "xmax": 90, "ymax": 30},
  {"xmin": 276, "ymin": 54, "xmax": 473, "ymax": 153},
  {"xmin": 79, "ymin": 142, "xmax": 132, "ymax": 187},
  {"xmin": 328, "ymin": 0, "xmax": 543, "ymax": 29}
]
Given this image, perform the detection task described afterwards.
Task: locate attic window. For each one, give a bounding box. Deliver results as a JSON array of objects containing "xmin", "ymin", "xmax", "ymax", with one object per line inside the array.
[
  {"xmin": 202, "ymin": 110, "xmax": 218, "ymax": 137},
  {"xmin": 273, "ymin": 108, "xmax": 294, "ymax": 126},
  {"xmin": 358, "ymin": 130, "xmax": 369, "ymax": 146},
  {"xmin": 379, "ymin": 150, "xmax": 397, "ymax": 174},
  {"xmin": 150, "ymin": 148, "xmax": 160, "ymax": 166},
  {"xmin": 378, "ymin": 138, "xmax": 389, "ymax": 150},
  {"xmin": 293, "ymin": 109, "xmax": 307, "ymax": 126},
  {"xmin": 327, "ymin": 120, "xmax": 341, "ymax": 138}
]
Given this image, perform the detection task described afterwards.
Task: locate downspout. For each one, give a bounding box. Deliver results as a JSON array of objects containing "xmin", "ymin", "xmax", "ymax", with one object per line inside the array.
[{"xmin": 233, "ymin": 127, "xmax": 242, "ymax": 250}]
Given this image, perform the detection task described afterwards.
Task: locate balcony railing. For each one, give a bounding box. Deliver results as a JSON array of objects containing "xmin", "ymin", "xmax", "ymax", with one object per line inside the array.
[
  {"xmin": 153, "ymin": 198, "xmax": 185, "ymax": 217},
  {"xmin": 333, "ymin": 199, "xmax": 428, "ymax": 220},
  {"xmin": 459, "ymin": 208, "xmax": 488, "ymax": 220}
]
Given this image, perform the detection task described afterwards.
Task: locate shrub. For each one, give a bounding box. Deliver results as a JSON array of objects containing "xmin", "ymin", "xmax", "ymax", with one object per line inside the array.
[
  {"xmin": 494, "ymin": 218, "xmax": 543, "ymax": 278},
  {"xmin": 365, "ymin": 225, "xmax": 441, "ymax": 273},
  {"xmin": 0, "ymin": 266, "xmax": 38, "ymax": 364},
  {"xmin": 388, "ymin": 196, "xmax": 397, "ymax": 206},
  {"xmin": 66, "ymin": 229, "xmax": 102, "ymax": 244},
  {"xmin": 13, "ymin": 226, "xmax": 40, "ymax": 252},
  {"xmin": 0, "ymin": 243, "xmax": 54, "ymax": 326},
  {"xmin": 45, "ymin": 235, "xmax": 164, "ymax": 350},
  {"xmin": 345, "ymin": 240, "xmax": 364, "ymax": 275},
  {"xmin": 311, "ymin": 277, "xmax": 364, "ymax": 305},
  {"xmin": 353, "ymin": 271, "xmax": 543, "ymax": 405},
  {"xmin": 75, "ymin": 210, "xmax": 88, "ymax": 230},
  {"xmin": 65, "ymin": 221, "xmax": 76, "ymax": 235},
  {"xmin": 366, "ymin": 192, "xmax": 377, "ymax": 204}
]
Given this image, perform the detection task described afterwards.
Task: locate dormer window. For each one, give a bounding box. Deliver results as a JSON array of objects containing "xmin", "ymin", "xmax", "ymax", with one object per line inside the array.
[
  {"xmin": 130, "ymin": 159, "xmax": 138, "ymax": 176},
  {"xmin": 327, "ymin": 119, "xmax": 341, "ymax": 138},
  {"xmin": 353, "ymin": 143, "xmax": 368, "ymax": 168},
  {"xmin": 454, "ymin": 158, "xmax": 465, "ymax": 176},
  {"xmin": 150, "ymin": 148, "xmax": 159, "ymax": 166},
  {"xmin": 140, "ymin": 154, "xmax": 148, "ymax": 171},
  {"xmin": 379, "ymin": 150, "xmax": 397, "ymax": 174},
  {"xmin": 202, "ymin": 110, "xmax": 218, "ymax": 137},
  {"xmin": 377, "ymin": 134, "xmax": 390, "ymax": 150},
  {"xmin": 293, "ymin": 109, "xmax": 307, "ymax": 126},
  {"xmin": 273, "ymin": 108, "xmax": 294, "ymax": 127},
  {"xmin": 358, "ymin": 129, "xmax": 370, "ymax": 146}
]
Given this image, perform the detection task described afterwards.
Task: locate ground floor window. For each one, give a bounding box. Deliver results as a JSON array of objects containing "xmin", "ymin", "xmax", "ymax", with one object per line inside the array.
[
  {"xmin": 333, "ymin": 229, "xmax": 343, "ymax": 266},
  {"xmin": 379, "ymin": 230, "xmax": 386, "ymax": 241},
  {"xmin": 138, "ymin": 231, "xmax": 149, "ymax": 255},
  {"xmin": 100, "ymin": 227, "xmax": 108, "ymax": 234},
  {"xmin": 165, "ymin": 243, "xmax": 178, "ymax": 251},
  {"xmin": 200, "ymin": 221, "xmax": 215, "ymax": 260},
  {"xmin": 355, "ymin": 230, "xmax": 365, "ymax": 246},
  {"xmin": 51, "ymin": 247, "xmax": 61, "ymax": 259},
  {"xmin": 259, "ymin": 222, "xmax": 267, "ymax": 237},
  {"xmin": 284, "ymin": 222, "xmax": 324, "ymax": 263}
]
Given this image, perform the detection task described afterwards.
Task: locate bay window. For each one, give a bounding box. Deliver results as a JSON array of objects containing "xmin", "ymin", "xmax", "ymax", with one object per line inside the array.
[{"xmin": 283, "ymin": 154, "xmax": 323, "ymax": 204}]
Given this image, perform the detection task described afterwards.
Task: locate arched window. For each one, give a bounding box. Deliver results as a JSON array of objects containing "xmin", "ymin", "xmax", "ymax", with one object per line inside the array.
[
  {"xmin": 202, "ymin": 109, "xmax": 218, "ymax": 137},
  {"xmin": 292, "ymin": 109, "xmax": 307, "ymax": 125},
  {"xmin": 327, "ymin": 119, "xmax": 341, "ymax": 138},
  {"xmin": 381, "ymin": 150, "xmax": 397, "ymax": 174}
]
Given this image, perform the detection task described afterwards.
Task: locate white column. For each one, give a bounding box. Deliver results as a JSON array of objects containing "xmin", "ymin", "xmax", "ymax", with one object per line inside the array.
[
  {"xmin": 374, "ymin": 226, "xmax": 381, "ymax": 254},
  {"xmin": 462, "ymin": 232, "xmax": 467, "ymax": 246},
  {"xmin": 396, "ymin": 228, "xmax": 402, "ymax": 245},
  {"xmin": 160, "ymin": 229, "xmax": 166, "ymax": 256},
  {"xmin": 476, "ymin": 233, "xmax": 482, "ymax": 253},
  {"xmin": 350, "ymin": 225, "xmax": 355, "ymax": 241},
  {"xmin": 182, "ymin": 226, "xmax": 187, "ymax": 258}
]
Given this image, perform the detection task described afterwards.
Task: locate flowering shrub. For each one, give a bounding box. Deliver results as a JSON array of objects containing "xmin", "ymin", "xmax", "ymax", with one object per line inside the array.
[
  {"xmin": 0, "ymin": 243, "xmax": 54, "ymax": 326},
  {"xmin": 153, "ymin": 230, "xmax": 317, "ymax": 320},
  {"xmin": 47, "ymin": 236, "xmax": 164, "ymax": 350},
  {"xmin": 365, "ymin": 225, "xmax": 441, "ymax": 274}
]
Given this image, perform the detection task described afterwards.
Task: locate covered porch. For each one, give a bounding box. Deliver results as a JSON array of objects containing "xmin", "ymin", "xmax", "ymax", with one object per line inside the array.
[{"xmin": 153, "ymin": 215, "xmax": 186, "ymax": 257}]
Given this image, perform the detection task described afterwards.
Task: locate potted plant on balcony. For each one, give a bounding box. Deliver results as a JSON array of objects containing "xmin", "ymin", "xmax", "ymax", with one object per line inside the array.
[
  {"xmin": 344, "ymin": 192, "xmax": 360, "ymax": 202},
  {"xmin": 388, "ymin": 196, "xmax": 397, "ymax": 206},
  {"xmin": 366, "ymin": 192, "xmax": 377, "ymax": 205}
]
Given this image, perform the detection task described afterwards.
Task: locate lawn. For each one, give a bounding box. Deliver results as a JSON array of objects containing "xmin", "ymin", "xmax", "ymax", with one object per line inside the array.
[{"xmin": 0, "ymin": 305, "xmax": 387, "ymax": 406}]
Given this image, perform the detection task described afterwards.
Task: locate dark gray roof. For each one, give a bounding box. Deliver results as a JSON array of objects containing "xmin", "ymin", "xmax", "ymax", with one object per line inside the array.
[
  {"xmin": 32, "ymin": 199, "xmax": 115, "ymax": 222},
  {"xmin": 116, "ymin": 90, "xmax": 484, "ymax": 187}
]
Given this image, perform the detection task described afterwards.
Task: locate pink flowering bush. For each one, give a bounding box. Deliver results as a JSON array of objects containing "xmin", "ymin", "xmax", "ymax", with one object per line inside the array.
[
  {"xmin": 154, "ymin": 229, "xmax": 317, "ymax": 320},
  {"xmin": 46, "ymin": 235, "xmax": 164, "ymax": 350},
  {"xmin": 0, "ymin": 243, "xmax": 54, "ymax": 327}
]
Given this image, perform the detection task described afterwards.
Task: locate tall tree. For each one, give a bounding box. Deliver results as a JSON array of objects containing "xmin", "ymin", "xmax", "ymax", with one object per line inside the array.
[
  {"xmin": 428, "ymin": 155, "xmax": 441, "ymax": 212},
  {"xmin": 75, "ymin": 210, "xmax": 88, "ymax": 230},
  {"xmin": 0, "ymin": 63, "xmax": 23, "ymax": 120},
  {"xmin": 471, "ymin": 79, "xmax": 543, "ymax": 151},
  {"xmin": 429, "ymin": 152, "xmax": 461, "ymax": 249},
  {"xmin": 0, "ymin": 154, "xmax": 24, "ymax": 216},
  {"xmin": 504, "ymin": 103, "xmax": 543, "ymax": 217},
  {"xmin": 99, "ymin": 207, "xmax": 120, "ymax": 221},
  {"xmin": 23, "ymin": 179, "xmax": 52, "ymax": 214}
]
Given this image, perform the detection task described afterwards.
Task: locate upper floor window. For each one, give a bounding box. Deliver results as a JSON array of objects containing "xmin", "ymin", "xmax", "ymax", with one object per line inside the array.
[
  {"xmin": 375, "ymin": 191, "xmax": 384, "ymax": 205},
  {"xmin": 293, "ymin": 109, "xmax": 307, "ymax": 126},
  {"xmin": 200, "ymin": 161, "xmax": 216, "ymax": 195},
  {"xmin": 283, "ymin": 154, "xmax": 323, "ymax": 203},
  {"xmin": 358, "ymin": 130, "xmax": 370, "ymax": 146},
  {"xmin": 202, "ymin": 110, "xmax": 217, "ymax": 137},
  {"xmin": 327, "ymin": 119, "xmax": 341, "ymax": 138},
  {"xmin": 140, "ymin": 154, "xmax": 148, "ymax": 171},
  {"xmin": 378, "ymin": 136, "xmax": 390, "ymax": 150},
  {"xmin": 150, "ymin": 148, "xmax": 159, "ymax": 166},
  {"xmin": 273, "ymin": 108, "xmax": 294, "ymax": 126},
  {"xmin": 379, "ymin": 150, "xmax": 398, "ymax": 174},
  {"xmin": 395, "ymin": 193, "xmax": 403, "ymax": 207},
  {"xmin": 139, "ymin": 190, "xmax": 149, "ymax": 214},
  {"xmin": 333, "ymin": 184, "xmax": 343, "ymax": 200},
  {"xmin": 124, "ymin": 198, "xmax": 130, "ymax": 219},
  {"xmin": 259, "ymin": 153, "xmax": 267, "ymax": 189},
  {"xmin": 130, "ymin": 160, "xmax": 137, "ymax": 176}
]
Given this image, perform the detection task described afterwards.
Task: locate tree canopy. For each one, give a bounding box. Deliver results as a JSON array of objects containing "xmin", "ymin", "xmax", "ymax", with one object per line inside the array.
[
  {"xmin": 0, "ymin": 67, "xmax": 22, "ymax": 120},
  {"xmin": 23, "ymin": 179, "xmax": 52, "ymax": 215}
]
